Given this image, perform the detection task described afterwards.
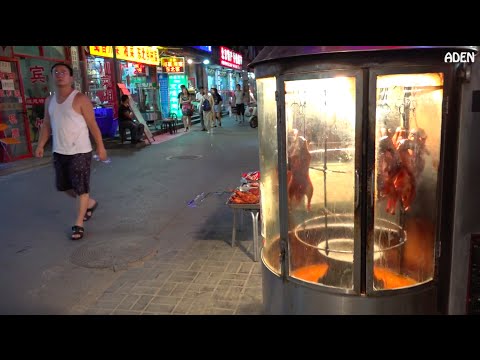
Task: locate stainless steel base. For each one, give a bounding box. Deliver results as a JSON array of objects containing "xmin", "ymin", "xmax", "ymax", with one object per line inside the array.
[{"xmin": 261, "ymin": 252, "xmax": 437, "ymax": 315}]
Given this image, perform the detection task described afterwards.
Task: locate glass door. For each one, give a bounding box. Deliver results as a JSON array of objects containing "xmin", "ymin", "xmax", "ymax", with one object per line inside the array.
[
  {"xmin": 367, "ymin": 69, "xmax": 445, "ymax": 292},
  {"xmin": 283, "ymin": 72, "xmax": 363, "ymax": 292},
  {"xmin": 0, "ymin": 58, "xmax": 32, "ymax": 162}
]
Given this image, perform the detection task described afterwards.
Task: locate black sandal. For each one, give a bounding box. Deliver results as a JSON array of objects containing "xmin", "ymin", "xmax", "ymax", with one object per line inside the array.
[
  {"xmin": 71, "ymin": 225, "xmax": 85, "ymax": 240},
  {"xmin": 83, "ymin": 201, "xmax": 98, "ymax": 221}
]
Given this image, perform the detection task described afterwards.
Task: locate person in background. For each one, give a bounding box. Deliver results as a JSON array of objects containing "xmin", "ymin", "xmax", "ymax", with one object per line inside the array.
[
  {"xmin": 118, "ymin": 95, "xmax": 143, "ymax": 143},
  {"xmin": 35, "ymin": 62, "xmax": 107, "ymax": 241},
  {"xmin": 177, "ymin": 84, "xmax": 186, "ymax": 109},
  {"xmin": 210, "ymin": 87, "xmax": 223, "ymax": 127},
  {"xmin": 195, "ymin": 87, "xmax": 207, "ymax": 131},
  {"xmin": 233, "ymin": 84, "xmax": 245, "ymax": 123},
  {"xmin": 202, "ymin": 89, "xmax": 215, "ymax": 133},
  {"xmin": 179, "ymin": 86, "xmax": 193, "ymax": 131},
  {"xmin": 244, "ymin": 84, "xmax": 256, "ymax": 105}
]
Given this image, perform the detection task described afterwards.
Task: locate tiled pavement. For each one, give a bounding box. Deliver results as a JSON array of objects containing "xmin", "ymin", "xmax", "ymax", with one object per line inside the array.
[{"xmin": 84, "ymin": 240, "xmax": 263, "ymax": 315}]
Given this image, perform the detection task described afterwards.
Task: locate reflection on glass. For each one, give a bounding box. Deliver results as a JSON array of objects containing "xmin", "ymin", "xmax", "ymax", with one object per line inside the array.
[
  {"xmin": 284, "ymin": 77, "xmax": 356, "ymax": 289},
  {"xmin": 373, "ymin": 73, "xmax": 443, "ymax": 290},
  {"xmin": 257, "ymin": 77, "xmax": 281, "ymax": 274}
]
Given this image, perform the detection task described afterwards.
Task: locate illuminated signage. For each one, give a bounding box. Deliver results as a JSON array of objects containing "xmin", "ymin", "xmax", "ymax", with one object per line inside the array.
[
  {"xmin": 168, "ymin": 74, "xmax": 187, "ymax": 118},
  {"xmin": 115, "ymin": 46, "xmax": 159, "ymax": 65},
  {"xmin": 89, "ymin": 46, "xmax": 114, "ymax": 58},
  {"xmin": 191, "ymin": 46, "xmax": 212, "ymax": 53},
  {"xmin": 161, "ymin": 57, "xmax": 185, "ymax": 73},
  {"xmin": 219, "ymin": 46, "xmax": 242, "ymax": 70}
]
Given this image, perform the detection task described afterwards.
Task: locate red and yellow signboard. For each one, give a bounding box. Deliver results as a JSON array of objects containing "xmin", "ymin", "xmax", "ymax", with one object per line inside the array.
[
  {"xmin": 89, "ymin": 46, "xmax": 114, "ymax": 58},
  {"xmin": 160, "ymin": 57, "xmax": 185, "ymax": 73},
  {"xmin": 115, "ymin": 46, "xmax": 159, "ymax": 65}
]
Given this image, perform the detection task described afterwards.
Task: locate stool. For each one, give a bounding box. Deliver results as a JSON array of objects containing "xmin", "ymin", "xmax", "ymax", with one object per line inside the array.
[
  {"xmin": 162, "ymin": 113, "xmax": 178, "ymax": 134},
  {"xmin": 0, "ymin": 123, "xmax": 21, "ymax": 162}
]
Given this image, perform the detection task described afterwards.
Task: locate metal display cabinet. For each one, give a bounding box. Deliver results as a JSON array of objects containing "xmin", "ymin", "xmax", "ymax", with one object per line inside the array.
[{"xmin": 250, "ymin": 46, "xmax": 478, "ymax": 314}]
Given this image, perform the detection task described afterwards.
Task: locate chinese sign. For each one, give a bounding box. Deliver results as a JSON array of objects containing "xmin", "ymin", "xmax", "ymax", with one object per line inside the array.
[
  {"xmin": 191, "ymin": 46, "xmax": 212, "ymax": 53},
  {"xmin": 29, "ymin": 65, "xmax": 46, "ymax": 84},
  {"xmin": 158, "ymin": 73, "xmax": 169, "ymax": 117},
  {"xmin": 161, "ymin": 57, "xmax": 185, "ymax": 73},
  {"xmin": 25, "ymin": 98, "xmax": 46, "ymax": 106},
  {"xmin": 0, "ymin": 61, "xmax": 12, "ymax": 73},
  {"xmin": 89, "ymin": 46, "xmax": 114, "ymax": 58},
  {"xmin": 71, "ymin": 46, "xmax": 82, "ymax": 91},
  {"xmin": 115, "ymin": 46, "xmax": 159, "ymax": 65},
  {"xmin": 168, "ymin": 74, "xmax": 187, "ymax": 118},
  {"xmin": 220, "ymin": 46, "xmax": 243, "ymax": 70}
]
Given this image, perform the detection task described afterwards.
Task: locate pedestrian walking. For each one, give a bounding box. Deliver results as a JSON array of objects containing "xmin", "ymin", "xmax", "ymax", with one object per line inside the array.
[
  {"xmin": 180, "ymin": 86, "xmax": 193, "ymax": 131},
  {"xmin": 233, "ymin": 84, "xmax": 246, "ymax": 123},
  {"xmin": 210, "ymin": 87, "xmax": 223, "ymax": 127},
  {"xmin": 34, "ymin": 62, "xmax": 108, "ymax": 240},
  {"xmin": 196, "ymin": 87, "xmax": 207, "ymax": 131}
]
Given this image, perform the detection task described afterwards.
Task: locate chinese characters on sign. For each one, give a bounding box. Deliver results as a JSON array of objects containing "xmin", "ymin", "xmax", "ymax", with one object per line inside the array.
[
  {"xmin": 29, "ymin": 65, "xmax": 46, "ymax": 84},
  {"xmin": 115, "ymin": 46, "xmax": 159, "ymax": 65},
  {"xmin": 89, "ymin": 46, "xmax": 114, "ymax": 58},
  {"xmin": 168, "ymin": 74, "xmax": 187, "ymax": 118},
  {"xmin": 71, "ymin": 46, "xmax": 82, "ymax": 91},
  {"xmin": 161, "ymin": 57, "xmax": 185, "ymax": 73},
  {"xmin": 219, "ymin": 46, "xmax": 243, "ymax": 70},
  {"xmin": 25, "ymin": 98, "xmax": 46, "ymax": 105}
]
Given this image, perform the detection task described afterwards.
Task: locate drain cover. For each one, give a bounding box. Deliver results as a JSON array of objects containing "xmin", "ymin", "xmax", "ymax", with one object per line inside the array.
[
  {"xmin": 166, "ymin": 155, "xmax": 203, "ymax": 160},
  {"xmin": 70, "ymin": 238, "xmax": 158, "ymax": 270}
]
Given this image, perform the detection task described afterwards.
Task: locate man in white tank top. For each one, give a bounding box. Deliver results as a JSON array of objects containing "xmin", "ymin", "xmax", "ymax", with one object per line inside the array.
[{"xmin": 35, "ymin": 63, "xmax": 108, "ymax": 240}]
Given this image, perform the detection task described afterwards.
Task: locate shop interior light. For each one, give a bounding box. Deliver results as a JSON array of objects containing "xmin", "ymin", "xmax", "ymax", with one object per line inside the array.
[
  {"xmin": 187, "ymin": 59, "xmax": 193, "ymax": 64},
  {"xmin": 203, "ymin": 59, "xmax": 210, "ymax": 65}
]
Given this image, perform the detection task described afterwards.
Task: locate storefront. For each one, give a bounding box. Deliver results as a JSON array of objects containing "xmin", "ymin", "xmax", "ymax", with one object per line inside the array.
[
  {"xmin": 18, "ymin": 47, "xmax": 76, "ymax": 146},
  {"xmin": 0, "ymin": 46, "xmax": 77, "ymax": 162},
  {"xmin": 159, "ymin": 56, "xmax": 187, "ymax": 119},
  {"xmin": 204, "ymin": 46, "xmax": 245, "ymax": 109},
  {"xmin": 0, "ymin": 55, "xmax": 31, "ymax": 162},
  {"xmin": 115, "ymin": 46, "xmax": 160, "ymax": 127},
  {"xmin": 86, "ymin": 46, "xmax": 117, "ymax": 117}
]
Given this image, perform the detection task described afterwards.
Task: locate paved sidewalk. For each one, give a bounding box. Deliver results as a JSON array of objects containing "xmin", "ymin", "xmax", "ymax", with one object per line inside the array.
[
  {"xmin": 1, "ymin": 115, "xmax": 264, "ymax": 315},
  {"xmin": 84, "ymin": 240, "xmax": 263, "ymax": 315}
]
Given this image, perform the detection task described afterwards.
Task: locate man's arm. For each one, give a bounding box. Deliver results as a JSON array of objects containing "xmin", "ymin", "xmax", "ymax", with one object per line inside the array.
[
  {"xmin": 120, "ymin": 106, "xmax": 134, "ymax": 121},
  {"xmin": 35, "ymin": 97, "xmax": 52, "ymax": 158},
  {"xmin": 77, "ymin": 93, "xmax": 108, "ymax": 161}
]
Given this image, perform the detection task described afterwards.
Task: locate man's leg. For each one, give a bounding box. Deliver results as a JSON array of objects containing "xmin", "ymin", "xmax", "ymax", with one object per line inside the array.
[
  {"xmin": 126, "ymin": 121, "xmax": 138, "ymax": 143},
  {"xmin": 200, "ymin": 109, "xmax": 205, "ymax": 130},
  {"xmin": 69, "ymin": 152, "xmax": 94, "ymax": 239}
]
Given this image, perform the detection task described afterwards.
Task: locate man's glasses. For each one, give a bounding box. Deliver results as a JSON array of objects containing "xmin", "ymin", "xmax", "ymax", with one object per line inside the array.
[{"xmin": 54, "ymin": 71, "xmax": 69, "ymax": 76}]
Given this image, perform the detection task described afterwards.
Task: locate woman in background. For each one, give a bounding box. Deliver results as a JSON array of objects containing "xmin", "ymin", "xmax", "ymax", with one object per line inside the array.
[{"xmin": 180, "ymin": 86, "xmax": 193, "ymax": 131}]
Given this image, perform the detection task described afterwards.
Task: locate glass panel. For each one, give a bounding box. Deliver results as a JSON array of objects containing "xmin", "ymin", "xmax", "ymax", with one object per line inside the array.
[
  {"xmin": 373, "ymin": 73, "xmax": 443, "ymax": 290},
  {"xmin": 19, "ymin": 58, "xmax": 56, "ymax": 144},
  {"xmin": 257, "ymin": 77, "xmax": 280, "ymax": 274},
  {"xmin": 13, "ymin": 46, "xmax": 40, "ymax": 56},
  {"xmin": 42, "ymin": 46, "xmax": 66, "ymax": 60},
  {"xmin": 86, "ymin": 56, "xmax": 117, "ymax": 117},
  {"xmin": 285, "ymin": 77, "xmax": 356, "ymax": 289},
  {"xmin": 0, "ymin": 60, "xmax": 31, "ymax": 161}
]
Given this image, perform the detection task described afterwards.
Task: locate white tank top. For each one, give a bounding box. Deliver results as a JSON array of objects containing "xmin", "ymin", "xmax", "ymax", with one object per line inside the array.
[{"xmin": 49, "ymin": 89, "xmax": 92, "ymax": 155}]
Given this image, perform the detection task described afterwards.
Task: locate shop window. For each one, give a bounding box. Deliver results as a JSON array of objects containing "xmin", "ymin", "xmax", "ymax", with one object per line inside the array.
[
  {"xmin": 13, "ymin": 46, "xmax": 40, "ymax": 56},
  {"xmin": 43, "ymin": 46, "xmax": 66, "ymax": 60}
]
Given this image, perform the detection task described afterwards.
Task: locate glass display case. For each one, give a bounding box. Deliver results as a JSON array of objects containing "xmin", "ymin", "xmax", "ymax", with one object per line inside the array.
[
  {"xmin": 137, "ymin": 84, "xmax": 161, "ymax": 129},
  {"xmin": 252, "ymin": 46, "xmax": 478, "ymax": 314}
]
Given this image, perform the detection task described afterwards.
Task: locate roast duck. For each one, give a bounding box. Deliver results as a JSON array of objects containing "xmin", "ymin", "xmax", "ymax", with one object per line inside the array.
[
  {"xmin": 377, "ymin": 126, "xmax": 428, "ymax": 214},
  {"xmin": 229, "ymin": 188, "xmax": 260, "ymax": 204},
  {"xmin": 287, "ymin": 132, "xmax": 314, "ymax": 211}
]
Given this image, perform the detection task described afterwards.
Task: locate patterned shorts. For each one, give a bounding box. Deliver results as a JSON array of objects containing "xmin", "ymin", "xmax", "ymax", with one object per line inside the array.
[{"xmin": 53, "ymin": 151, "xmax": 92, "ymax": 196}]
